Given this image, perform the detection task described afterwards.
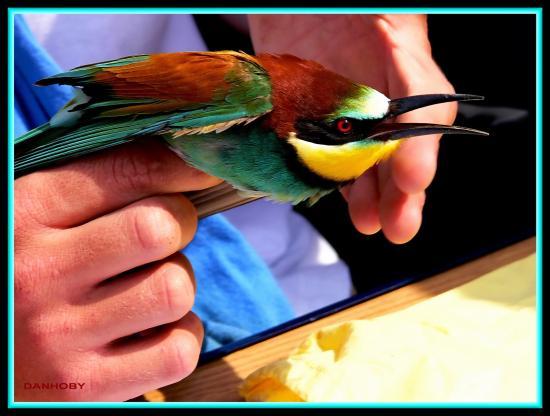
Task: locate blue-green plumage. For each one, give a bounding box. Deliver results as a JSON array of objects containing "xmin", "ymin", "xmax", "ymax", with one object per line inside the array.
[
  {"xmin": 164, "ymin": 125, "xmax": 334, "ymax": 205},
  {"xmin": 15, "ymin": 50, "xmax": 486, "ymax": 214},
  {"xmin": 15, "ymin": 51, "xmax": 274, "ymax": 177}
]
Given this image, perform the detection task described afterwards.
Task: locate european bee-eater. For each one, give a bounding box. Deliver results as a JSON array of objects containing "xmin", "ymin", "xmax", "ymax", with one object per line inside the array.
[{"xmin": 15, "ymin": 51, "xmax": 487, "ymax": 217}]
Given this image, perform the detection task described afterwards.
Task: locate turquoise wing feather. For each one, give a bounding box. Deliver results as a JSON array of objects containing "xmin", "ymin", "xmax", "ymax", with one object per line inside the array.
[{"xmin": 15, "ymin": 51, "xmax": 273, "ymax": 176}]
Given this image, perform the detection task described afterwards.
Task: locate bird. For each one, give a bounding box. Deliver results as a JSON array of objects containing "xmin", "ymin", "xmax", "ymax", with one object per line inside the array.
[{"xmin": 15, "ymin": 51, "xmax": 487, "ymax": 217}]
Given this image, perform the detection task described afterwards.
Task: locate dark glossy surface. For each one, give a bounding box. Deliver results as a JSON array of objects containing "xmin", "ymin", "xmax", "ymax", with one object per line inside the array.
[
  {"xmin": 196, "ymin": 14, "xmax": 537, "ymax": 361},
  {"xmin": 296, "ymin": 14, "xmax": 536, "ymax": 293}
]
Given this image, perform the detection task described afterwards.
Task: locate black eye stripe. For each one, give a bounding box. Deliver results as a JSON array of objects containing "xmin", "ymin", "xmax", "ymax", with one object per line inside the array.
[{"xmin": 295, "ymin": 118, "xmax": 380, "ymax": 145}]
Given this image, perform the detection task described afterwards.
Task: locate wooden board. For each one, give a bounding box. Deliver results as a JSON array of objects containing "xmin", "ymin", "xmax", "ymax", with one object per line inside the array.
[{"xmin": 142, "ymin": 237, "xmax": 536, "ymax": 402}]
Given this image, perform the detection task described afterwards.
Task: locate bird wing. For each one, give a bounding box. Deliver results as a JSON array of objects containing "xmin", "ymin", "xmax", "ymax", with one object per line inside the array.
[{"xmin": 15, "ymin": 51, "xmax": 273, "ymax": 175}]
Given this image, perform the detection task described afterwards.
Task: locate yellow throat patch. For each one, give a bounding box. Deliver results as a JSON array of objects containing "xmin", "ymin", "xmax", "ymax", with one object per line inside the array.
[{"xmin": 288, "ymin": 133, "xmax": 402, "ymax": 182}]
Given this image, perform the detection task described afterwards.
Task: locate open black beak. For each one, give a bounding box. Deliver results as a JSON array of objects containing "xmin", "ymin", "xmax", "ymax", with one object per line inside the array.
[
  {"xmin": 367, "ymin": 122, "xmax": 489, "ymax": 142},
  {"xmin": 366, "ymin": 93, "xmax": 488, "ymax": 141},
  {"xmin": 387, "ymin": 93, "xmax": 484, "ymax": 118}
]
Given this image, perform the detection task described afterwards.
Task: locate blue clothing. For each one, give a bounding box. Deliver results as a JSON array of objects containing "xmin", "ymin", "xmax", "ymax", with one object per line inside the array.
[{"xmin": 13, "ymin": 15, "xmax": 294, "ymax": 353}]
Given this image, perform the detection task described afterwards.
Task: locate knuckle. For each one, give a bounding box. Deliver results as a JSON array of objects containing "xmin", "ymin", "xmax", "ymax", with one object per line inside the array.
[
  {"xmin": 445, "ymin": 94, "xmax": 459, "ymax": 122},
  {"xmin": 445, "ymin": 80, "xmax": 456, "ymax": 95},
  {"xmin": 24, "ymin": 312, "xmax": 72, "ymax": 352},
  {"xmin": 129, "ymin": 200, "xmax": 184, "ymax": 254},
  {"xmin": 448, "ymin": 102, "xmax": 458, "ymax": 123},
  {"xmin": 373, "ymin": 16, "xmax": 397, "ymax": 47},
  {"xmin": 156, "ymin": 266, "xmax": 194, "ymax": 321},
  {"xmin": 14, "ymin": 256, "xmax": 36, "ymax": 302},
  {"xmin": 107, "ymin": 146, "xmax": 165, "ymax": 193},
  {"xmin": 14, "ymin": 273, "xmax": 36, "ymax": 312},
  {"xmin": 25, "ymin": 322, "xmax": 51, "ymax": 351},
  {"xmin": 14, "ymin": 175, "xmax": 54, "ymax": 231},
  {"xmin": 14, "ymin": 252, "xmax": 58, "ymax": 310}
]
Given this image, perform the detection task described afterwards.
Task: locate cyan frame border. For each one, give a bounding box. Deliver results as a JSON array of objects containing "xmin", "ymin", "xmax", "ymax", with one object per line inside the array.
[{"xmin": 6, "ymin": 7, "xmax": 543, "ymax": 409}]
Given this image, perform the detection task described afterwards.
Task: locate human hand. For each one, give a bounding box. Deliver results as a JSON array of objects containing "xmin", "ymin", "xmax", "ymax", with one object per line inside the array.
[
  {"xmin": 14, "ymin": 140, "xmax": 220, "ymax": 401},
  {"xmin": 249, "ymin": 14, "xmax": 457, "ymax": 243}
]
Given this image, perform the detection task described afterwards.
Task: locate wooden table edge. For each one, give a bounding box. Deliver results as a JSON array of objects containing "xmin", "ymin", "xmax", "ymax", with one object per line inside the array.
[{"xmin": 141, "ymin": 236, "xmax": 536, "ymax": 402}]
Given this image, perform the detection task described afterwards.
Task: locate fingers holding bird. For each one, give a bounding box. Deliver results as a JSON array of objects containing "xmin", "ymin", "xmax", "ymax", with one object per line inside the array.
[
  {"xmin": 17, "ymin": 26, "xmax": 474, "ymax": 252},
  {"xmin": 383, "ymin": 40, "xmax": 455, "ymax": 243},
  {"xmin": 378, "ymin": 176, "xmax": 427, "ymax": 245},
  {"xmin": 343, "ymin": 170, "xmax": 382, "ymax": 236},
  {"xmin": 97, "ymin": 313, "xmax": 204, "ymax": 401},
  {"xmin": 72, "ymin": 253, "xmax": 196, "ymax": 348},
  {"xmin": 15, "ymin": 141, "xmax": 206, "ymax": 401},
  {"xmin": 250, "ymin": 14, "xmax": 458, "ymax": 244},
  {"xmin": 15, "ymin": 15, "xmax": 487, "ymax": 401},
  {"xmin": 387, "ymin": 45, "xmax": 457, "ymax": 195},
  {"xmin": 15, "ymin": 139, "xmax": 221, "ymax": 230},
  {"xmin": 347, "ymin": 17, "xmax": 457, "ymax": 243},
  {"xmin": 17, "ymin": 192, "xmax": 198, "ymax": 297}
]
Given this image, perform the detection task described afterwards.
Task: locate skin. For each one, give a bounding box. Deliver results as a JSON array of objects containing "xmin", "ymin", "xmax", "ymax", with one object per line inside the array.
[
  {"xmin": 15, "ymin": 140, "xmax": 220, "ymax": 401},
  {"xmin": 249, "ymin": 14, "xmax": 457, "ymax": 243},
  {"xmin": 15, "ymin": 14, "xmax": 455, "ymax": 401}
]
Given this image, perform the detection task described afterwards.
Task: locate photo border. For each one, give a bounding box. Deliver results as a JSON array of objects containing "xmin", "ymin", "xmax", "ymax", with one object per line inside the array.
[{"xmin": 6, "ymin": 6, "xmax": 543, "ymax": 409}]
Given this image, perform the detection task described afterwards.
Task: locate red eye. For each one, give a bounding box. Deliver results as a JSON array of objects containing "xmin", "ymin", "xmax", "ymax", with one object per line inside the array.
[{"xmin": 336, "ymin": 118, "xmax": 353, "ymax": 134}]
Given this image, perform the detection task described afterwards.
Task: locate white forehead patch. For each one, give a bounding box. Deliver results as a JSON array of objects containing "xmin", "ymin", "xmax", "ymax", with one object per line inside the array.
[
  {"xmin": 363, "ymin": 88, "xmax": 390, "ymax": 119},
  {"xmin": 332, "ymin": 85, "xmax": 390, "ymax": 121}
]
